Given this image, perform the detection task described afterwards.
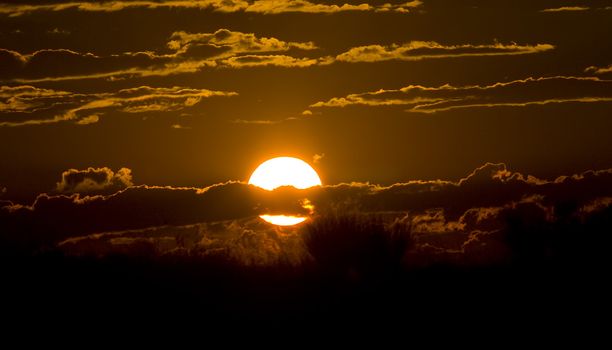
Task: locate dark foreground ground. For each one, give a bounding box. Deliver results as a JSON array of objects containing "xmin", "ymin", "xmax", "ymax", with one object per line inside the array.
[
  {"xmin": 2, "ymin": 254, "xmax": 609, "ymax": 330},
  {"xmin": 2, "ymin": 208, "xmax": 611, "ymax": 334}
]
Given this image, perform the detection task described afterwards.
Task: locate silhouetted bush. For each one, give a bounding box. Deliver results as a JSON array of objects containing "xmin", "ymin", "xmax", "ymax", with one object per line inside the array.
[{"xmin": 302, "ymin": 212, "xmax": 413, "ymax": 281}]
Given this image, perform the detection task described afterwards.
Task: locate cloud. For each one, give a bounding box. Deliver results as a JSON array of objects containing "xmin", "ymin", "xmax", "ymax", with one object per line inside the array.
[
  {"xmin": 171, "ymin": 123, "xmax": 192, "ymax": 129},
  {"xmin": 2, "ymin": 163, "xmax": 611, "ymax": 257},
  {"xmin": 220, "ymin": 54, "xmax": 322, "ymax": 68},
  {"xmin": 580, "ymin": 197, "xmax": 612, "ymax": 215},
  {"xmin": 0, "ymin": 48, "xmax": 171, "ymax": 82},
  {"xmin": 0, "ymin": 0, "xmax": 423, "ymax": 17},
  {"xmin": 0, "ymin": 85, "xmax": 237, "ymax": 127},
  {"xmin": 168, "ymin": 29, "xmax": 317, "ymax": 56},
  {"xmin": 306, "ymin": 163, "xmax": 612, "ymax": 224},
  {"xmin": 313, "ymin": 153, "xmax": 325, "ymax": 164},
  {"xmin": 540, "ymin": 6, "xmax": 590, "ymax": 12},
  {"xmin": 585, "ymin": 64, "xmax": 612, "ymax": 75},
  {"xmin": 46, "ymin": 28, "xmax": 71, "ymax": 35},
  {"xmin": 244, "ymin": 0, "xmax": 422, "ymax": 14},
  {"xmin": 58, "ymin": 218, "xmax": 307, "ymax": 265},
  {"xmin": 1, "ymin": 30, "xmax": 318, "ymax": 82},
  {"xmin": 0, "ymin": 178, "xmax": 318, "ymax": 253},
  {"xmin": 76, "ymin": 114, "xmax": 100, "ymax": 125},
  {"xmin": 335, "ymin": 41, "xmax": 554, "ymax": 63},
  {"xmin": 310, "ymin": 76, "xmax": 612, "ymax": 113},
  {"xmin": 56, "ymin": 167, "xmax": 133, "ymax": 194},
  {"xmin": 1, "ymin": 36, "xmax": 554, "ymax": 83},
  {"xmin": 0, "ymin": 85, "xmax": 72, "ymax": 113}
]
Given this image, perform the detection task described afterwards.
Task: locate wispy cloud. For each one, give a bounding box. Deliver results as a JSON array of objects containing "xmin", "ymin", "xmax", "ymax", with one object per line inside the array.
[
  {"xmin": 310, "ymin": 76, "xmax": 612, "ymax": 113},
  {"xmin": 0, "ymin": 0, "xmax": 423, "ymax": 17},
  {"xmin": 2, "ymin": 29, "xmax": 320, "ymax": 83},
  {"xmin": 0, "ymin": 85, "xmax": 237, "ymax": 127},
  {"xmin": 221, "ymin": 54, "xmax": 324, "ymax": 68},
  {"xmin": 541, "ymin": 6, "xmax": 590, "ymax": 12},
  {"xmin": 3, "ymin": 37, "xmax": 554, "ymax": 83},
  {"xmin": 335, "ymin": 41, "xmax": 554, "ymax": 63},
  {"xmin": 585, "ymin": 64, "xmax": 612, "ymax": 75},
  {"xmin": 167, "ymin": 29, "xmax": 317, "ymax": 56},
  {"xmin": 170, "ymin": 124, "xmax": 192, "ymax": 129}
]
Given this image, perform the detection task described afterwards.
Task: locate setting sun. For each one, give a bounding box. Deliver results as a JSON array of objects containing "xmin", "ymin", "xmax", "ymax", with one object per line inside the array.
[{"xmin": 249, "ymin": 157, "xmax": 322, "ymax": 225}]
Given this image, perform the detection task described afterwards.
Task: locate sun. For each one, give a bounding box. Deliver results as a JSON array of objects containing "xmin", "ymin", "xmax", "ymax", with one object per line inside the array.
[{"xmin": 249, "ymin": 157, "xmax": 322, "ymax": 226}]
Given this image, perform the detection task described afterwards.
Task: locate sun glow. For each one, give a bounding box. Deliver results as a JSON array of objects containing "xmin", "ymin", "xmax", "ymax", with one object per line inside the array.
[
  {"xmin": 259, "ymin": 215, "xmax": 307, "ymax": 226},
  {"xmin": 249, "ymin": 157, "xmax": 322, "ymax": 226}
]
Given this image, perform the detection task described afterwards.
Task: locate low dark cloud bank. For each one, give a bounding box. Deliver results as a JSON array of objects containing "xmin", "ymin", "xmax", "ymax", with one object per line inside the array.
[{"xmin": 1, "ymin": 163, "xmax": 611, "ymax": 271}]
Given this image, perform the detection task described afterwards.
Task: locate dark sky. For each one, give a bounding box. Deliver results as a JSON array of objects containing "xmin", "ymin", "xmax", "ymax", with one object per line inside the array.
[{"xmin": 1, "ymin": 1, "xmax": 611, "ymax": 202}]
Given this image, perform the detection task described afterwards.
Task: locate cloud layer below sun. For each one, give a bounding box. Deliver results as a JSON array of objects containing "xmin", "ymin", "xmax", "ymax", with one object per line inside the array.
[{"xmin": 1, "ymin": 163, "xmax": 611, "ymax": 264}]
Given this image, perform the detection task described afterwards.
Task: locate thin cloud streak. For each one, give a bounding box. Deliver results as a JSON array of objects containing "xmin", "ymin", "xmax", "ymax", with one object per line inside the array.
[
  {"xmin": 541, "ymin": 6, "xmax": 590, "ymax": 12},
  {"xmin": 0, "ymin": 85, "xmax": 237, "ymax": 127},
  {"xmin": 3, "ymin": 39, "xmax": 553, "ymax": 83},
  {"xmin": 586, "ymin": 64, "xmax": 612, "ymax": 75},
  {"xmin": 0, "ymin": 0, "xmax": 423, "ymax": 17},
  {"xmin": 310, "ymin": 76, "xmax": 612, "ymax": 113},
  {"xmin": 335, "ymin": 42, "xmax": 554, "ymax": 63}
]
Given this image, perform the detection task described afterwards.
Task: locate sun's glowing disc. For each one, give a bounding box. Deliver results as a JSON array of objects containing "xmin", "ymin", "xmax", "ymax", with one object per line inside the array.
[
  {"xmin": 259, "ymin": 215, "xmax": 307, "ymax": 226},
  {"xmin": 248, "ymin": 157, "xmax": 322, "ymax": 226},
  {"xmin": 248, "ymin": 157, "xmax": 322, "ymax": 191}
]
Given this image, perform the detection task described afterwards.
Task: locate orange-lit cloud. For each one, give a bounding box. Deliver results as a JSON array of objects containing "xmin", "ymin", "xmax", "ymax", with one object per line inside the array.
[
  {"xmin": 56, "ymin": 167, "xmax": 133, "ymax": 194},
  {"xmin": 0, "ymin": 0, "xmax": 423, "ymax": 16},
  {"xmin": 310, "ymin": 76, "xmax": 612, "ymax": 113},
  {"xmin": 335, "ymin": 41, "xmax": 554, "ymax": 63},
  {"xmin": 0, "ymin": 85, "xmax": 237, "ymax": 127},
  {"xmin": 541, "ymin": 6, "xmax": 589, "ymax": 12},
  {"xmin": 2, "ymin": 29, "xmax": 320, "ymax": 82},
  {"xmin": 585, "ymin": 64, "xmax": 612, "ymax": 75},
  {"xmin": 167, "ymin": 29, "xmax": 317, "ymax": 56},
  {"xmin": 220, "ymin": 54, "xmax": 322, "ymax": 68},
  {"xmin": 3, "ymin": 39, "xmax": 556, "ymax": 83}
]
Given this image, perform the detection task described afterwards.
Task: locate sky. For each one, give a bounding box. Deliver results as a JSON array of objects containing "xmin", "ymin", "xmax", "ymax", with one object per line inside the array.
[
  {"xmin": 1, "ymin": 1, "xmax": 612, "ymax": 263},
  {"xmin": 2, "ymin": 1, "xmax": 612, "ymax": 325},
  {"xmin": 0, "ymin": 0, "xmax": 610, "ymax": 200}
]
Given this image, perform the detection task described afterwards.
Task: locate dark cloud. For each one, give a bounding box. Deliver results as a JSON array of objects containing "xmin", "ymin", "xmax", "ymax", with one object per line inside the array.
[
  {"xmin": 0, "ymin": 177, "xmax": 315, "ymax": 252},
  {"xmin": 301, "ymin": 163, "xmax": 612, "ymax": 226},
  {"xmin": 0, "ymin": 85, "xmax": 237, "ymax": 126},
  {"xmin": 0, "ymin": 48, "xmax": 165, "ymax": 81},
  {"xmin": 310, "ymin": 76, "xmax": 612, "ymax": 113},
  {"xmin": 58, "ymin": 218, "xmax": 306, "ymax": 265},
  {"xmin": 2, "ymin": 163, "xmax": 611, "ymax": 258},
  {"xmin": 56, "ymin": 167, "xmax": 133, "ymax": 194}
]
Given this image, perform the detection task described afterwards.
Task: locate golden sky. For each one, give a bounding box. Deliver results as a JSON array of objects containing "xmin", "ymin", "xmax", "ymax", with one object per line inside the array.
[
  {"xmin": 1, "ymin": 4, "xmax": 612, "ymax": 320},
  {"xmin": 1, "ymin": 0, "xmax": 611, "ymax": 204}
]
